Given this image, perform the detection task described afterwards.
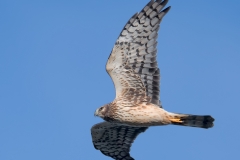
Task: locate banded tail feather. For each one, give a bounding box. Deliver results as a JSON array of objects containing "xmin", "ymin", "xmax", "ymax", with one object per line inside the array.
[{"xmin": 169, "ymin": 113, "xmax": 214, "ymax": 129}]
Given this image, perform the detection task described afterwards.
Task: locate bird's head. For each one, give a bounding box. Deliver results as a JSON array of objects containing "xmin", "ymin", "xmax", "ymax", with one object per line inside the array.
[{"xmin": 94, "ymin": 104, "xmax": 109, "ymax": 119}]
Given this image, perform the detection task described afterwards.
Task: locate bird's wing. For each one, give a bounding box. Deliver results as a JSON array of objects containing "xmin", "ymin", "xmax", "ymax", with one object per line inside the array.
[
  {"xmin": 106, "ymin": 0, "xmax": 170, "ymax": 107},
  {"xmin": 91, "ymin": 122, "xmax": 148, "ymax": 160}
]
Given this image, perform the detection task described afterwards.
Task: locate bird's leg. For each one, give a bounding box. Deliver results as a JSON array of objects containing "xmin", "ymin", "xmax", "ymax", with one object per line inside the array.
[{"xmin": 169, "ymin": 118, "xmax": 183, "ymax": 123}]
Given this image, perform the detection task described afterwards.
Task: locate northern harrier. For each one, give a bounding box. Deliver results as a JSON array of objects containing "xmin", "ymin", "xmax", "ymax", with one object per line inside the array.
[{"xmin": 91, "ymin": 0, "xmax": 214, "ymax": 159}]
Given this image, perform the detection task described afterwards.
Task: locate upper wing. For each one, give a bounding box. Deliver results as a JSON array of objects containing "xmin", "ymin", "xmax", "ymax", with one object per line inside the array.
[
  {"xmin": 91, "ymin": 122, "xmax": 148, "ymax": 160},
  {"xmin": 106, "ymin": 0, "xmax": 170, "ymax": 106}
]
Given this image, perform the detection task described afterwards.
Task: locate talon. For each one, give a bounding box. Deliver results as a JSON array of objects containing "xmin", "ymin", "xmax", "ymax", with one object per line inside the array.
[{"xmin": 169, "ymin": 118, "xmax": 183, "ymax": 123}]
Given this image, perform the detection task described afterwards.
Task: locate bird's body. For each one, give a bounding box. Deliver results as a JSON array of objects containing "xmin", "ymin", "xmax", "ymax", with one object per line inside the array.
[
  {"xmin": 96, "ymin": 101, "xmax": 214, "ymax": 128},
  {"xmin": 97, "ymin": 101, "xmax": 170, "ymax": 127},
  {"xmin": 91, "ymin": 0, "xmax": 215, "ymax": 159}
]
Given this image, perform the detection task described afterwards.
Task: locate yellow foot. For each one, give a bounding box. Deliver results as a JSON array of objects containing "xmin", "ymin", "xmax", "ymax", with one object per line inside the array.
[{"xmin": 169, "ymin": 118, "xmax": 183, "ymax": 123}]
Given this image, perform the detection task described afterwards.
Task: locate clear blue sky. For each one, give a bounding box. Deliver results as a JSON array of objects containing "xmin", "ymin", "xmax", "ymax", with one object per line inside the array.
[{"xmin": 1, "ymin": 0, "xmax": 240, "ymax": 160}]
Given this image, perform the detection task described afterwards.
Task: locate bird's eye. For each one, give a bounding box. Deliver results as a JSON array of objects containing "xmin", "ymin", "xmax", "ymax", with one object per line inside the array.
[{"xmin": 99, "ymin": 107, "xmax": 103, "ymax": 111}]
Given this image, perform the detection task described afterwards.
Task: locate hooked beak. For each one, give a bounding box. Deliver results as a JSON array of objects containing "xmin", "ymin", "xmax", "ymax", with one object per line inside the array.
[{"xmin": 94, "ymin": 109, "xmax": 98, "ymax": 117}]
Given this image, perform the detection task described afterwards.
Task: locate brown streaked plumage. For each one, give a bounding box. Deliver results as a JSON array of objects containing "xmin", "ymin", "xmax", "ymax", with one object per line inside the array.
[{"xmin": 92, "ymin": 0, "xmax": 215, "ymax": 159}]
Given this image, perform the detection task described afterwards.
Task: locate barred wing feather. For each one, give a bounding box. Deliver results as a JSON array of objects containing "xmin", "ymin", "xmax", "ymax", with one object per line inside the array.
[
  {"xmin": 106, "ymin": 0, "xmax": 170, "ymax": 106},
  {"xmin": 91, "ymin": 122, "xmax": 148, "ymax": 160}
]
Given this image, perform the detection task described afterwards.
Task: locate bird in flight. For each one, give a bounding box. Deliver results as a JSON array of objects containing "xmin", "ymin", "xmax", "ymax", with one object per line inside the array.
[{"xmin": 91, "ymin": 0, "xmax": 215, "ymax": 159}]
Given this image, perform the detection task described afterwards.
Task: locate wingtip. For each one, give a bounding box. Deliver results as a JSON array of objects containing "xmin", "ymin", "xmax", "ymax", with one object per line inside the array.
[
  {"xmin": 160, "ymin": 0, "xmax": 169, "ymax": 6},
  {"xmin": 163, "ymin": 6, "xmax": 171, "ymax": 13}
]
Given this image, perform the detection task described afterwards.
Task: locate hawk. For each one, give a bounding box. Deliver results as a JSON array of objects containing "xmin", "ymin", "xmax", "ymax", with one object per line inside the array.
[{"xmin": 91, "ymin": 0, "xmax": 215, "ymax": 159}]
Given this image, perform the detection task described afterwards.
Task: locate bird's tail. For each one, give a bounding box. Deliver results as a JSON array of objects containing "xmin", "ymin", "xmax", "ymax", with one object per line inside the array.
[{"xmin": 168, "ymin": 112, "xmax": 214, "ymax": 129}]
